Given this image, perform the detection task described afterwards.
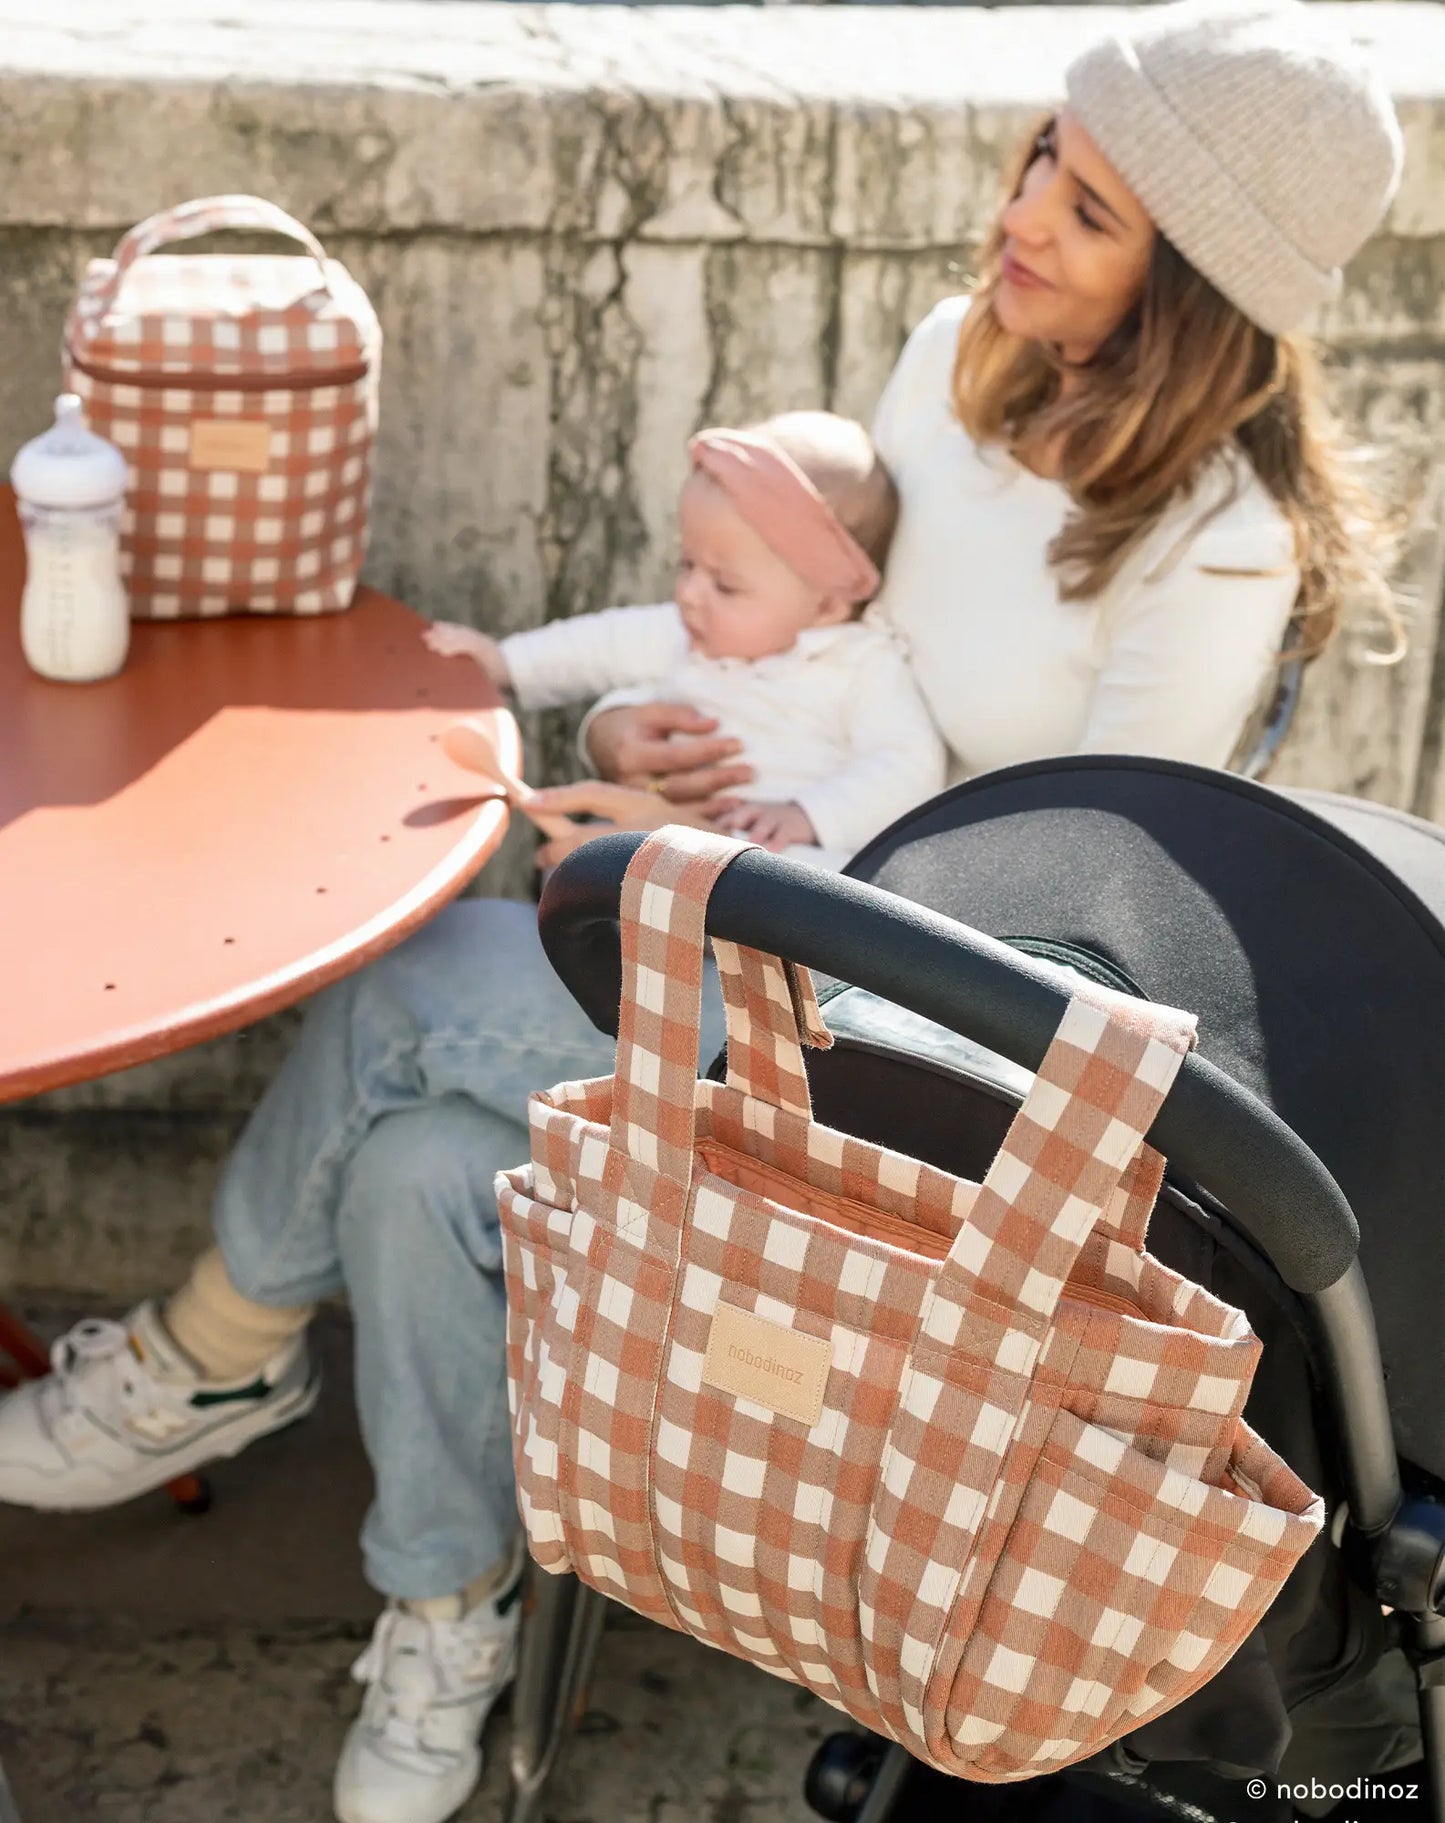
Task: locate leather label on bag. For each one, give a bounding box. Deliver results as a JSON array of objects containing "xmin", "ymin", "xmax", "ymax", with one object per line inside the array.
[
  {"xmin": 190, "ymin": 419, "xmax": 272, "ymax": 473},
  {"xmin": 702, "ymin": 1301, "xmax": 831, "ymax": 1429}
]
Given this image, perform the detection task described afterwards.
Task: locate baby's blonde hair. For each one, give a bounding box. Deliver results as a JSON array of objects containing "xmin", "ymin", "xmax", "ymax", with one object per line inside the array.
[{"xmin": 750, "ymin": 411, "xmax": 899, "ymax": 598}]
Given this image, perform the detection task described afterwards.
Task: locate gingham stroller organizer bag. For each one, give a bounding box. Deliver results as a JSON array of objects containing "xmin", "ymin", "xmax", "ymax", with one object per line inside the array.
[
  {"xmin": 497, "ymin": 829, "xmax": 1323, "ymax": 1781},
  {"xmin": 64, "ymin": 195, "xmax": 381, "ymax": 618}
]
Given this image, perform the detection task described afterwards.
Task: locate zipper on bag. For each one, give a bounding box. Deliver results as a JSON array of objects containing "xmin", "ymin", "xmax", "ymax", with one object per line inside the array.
[{"xmin": 69, "ymin": 353, "xmax": 370, "ymax": 392}]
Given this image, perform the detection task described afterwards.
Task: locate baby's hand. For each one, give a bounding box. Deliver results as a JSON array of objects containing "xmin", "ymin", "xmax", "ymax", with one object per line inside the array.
[
  {"xmin": 423, "ymin": 621, "xmax": 511, "ymax": 689},
  {"xmin": 713, "ymin": 800, "xmax": 818, "ymax": 853}
]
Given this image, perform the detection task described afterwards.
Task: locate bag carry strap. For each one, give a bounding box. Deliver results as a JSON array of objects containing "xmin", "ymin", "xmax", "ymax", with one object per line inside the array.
[
  {"xmin": 609, "ymin": 829, "xmax": 833, "ymax": 1182},
  {"xmin": 921, "ymin": 981, "xmax": 1197, "ymax": 1348},
  {"xmin": 712, "ymin": 938, "xmax": 831, "ymax": 1120},
  {"xmin": 1099, "ymin": 1142, "xmax": 1168, "ymax": 1254},
  {"xmin": 99, "ymin": 196, "xmax": 332, "ymax": 313}
]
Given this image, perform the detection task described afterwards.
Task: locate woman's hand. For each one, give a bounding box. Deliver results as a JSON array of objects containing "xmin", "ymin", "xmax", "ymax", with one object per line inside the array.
[
  {"xmin": 527, "ymin": 780, "xmax": 714, "ymax": 870},
  {"xmin": 585, "ymin": 702, "xmax": 753, "ymax": 818}
]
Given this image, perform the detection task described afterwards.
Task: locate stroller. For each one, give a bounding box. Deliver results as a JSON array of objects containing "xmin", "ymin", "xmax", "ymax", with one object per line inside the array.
[{"xmin": 504, "ymin": 756, "xmax": 1445, "ymax": 1823}]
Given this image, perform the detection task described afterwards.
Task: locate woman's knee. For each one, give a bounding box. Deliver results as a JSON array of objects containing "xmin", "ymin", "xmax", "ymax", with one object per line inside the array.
[
  {"xmin": 326, "ymin": 899, "xmax": 570, "ymax": 1084},
  {"xmin": 334, "ymin": 1098, "xmax": 516, "ymax": 1281}
]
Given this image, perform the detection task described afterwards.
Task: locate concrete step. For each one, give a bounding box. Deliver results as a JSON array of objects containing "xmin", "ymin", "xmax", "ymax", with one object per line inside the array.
[
  {"xmin": 0, "ymin": 1113, "xmax": 237, "ymax": 1305},
  {"xmin": 0, "ymin": 1010, "xmax": 294, "ymax": 1302}
]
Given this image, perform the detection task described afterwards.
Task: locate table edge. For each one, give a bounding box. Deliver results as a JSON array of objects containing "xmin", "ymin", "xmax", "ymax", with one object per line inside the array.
[{"xmin": 3, "ymin": 759, "xmax": 516, "ymax": 1106}]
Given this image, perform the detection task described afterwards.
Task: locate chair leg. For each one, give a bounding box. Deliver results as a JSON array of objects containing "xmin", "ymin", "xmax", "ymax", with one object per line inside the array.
[
  {"xmin": 0, "ymin": 1753, "xmax": 21, "ymax": 1823},
  {"xmin": 0, "ymin": 1306, "xmax": 49, "ymax": 1383},
  {"xmin": 0, "ymin": 1750, "xmax": 20, "ymax": 1823},
  {"xmin": 0, "ymin": 1303, "xmax": 208, "ymax": 1513},
  {"xmin": 853, "ymin": 1743, "xmax": 912, "ymax": 1823},
  {"xmin": 505, "ymin": 1568, "xmax": 608, "ymax": 1823}
]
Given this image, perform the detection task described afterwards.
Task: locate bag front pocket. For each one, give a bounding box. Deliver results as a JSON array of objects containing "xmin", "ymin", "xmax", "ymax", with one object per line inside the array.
[
  {"xmin": 647, "ymin": 1249, "xmax": 920, "ymax": 1722},
  {"xmin": 934, "ymin": 1406, "xmax": 1321, "ymax": 1780}
]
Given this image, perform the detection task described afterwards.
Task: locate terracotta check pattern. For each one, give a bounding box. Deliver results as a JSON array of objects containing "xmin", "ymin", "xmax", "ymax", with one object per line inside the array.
[
  {"xmin": 63, "ymin": 196, "xmax": 380, "ymax": 617},
  {"xmin": 497, "ymin": 829, "xmax": 1323, "ymax": 1779}
]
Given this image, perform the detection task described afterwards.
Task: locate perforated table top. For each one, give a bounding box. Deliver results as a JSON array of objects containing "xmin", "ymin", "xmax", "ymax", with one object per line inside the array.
[{"xmin": 0, "ymin": 486, "xmax": 516, "ymax": 1101}]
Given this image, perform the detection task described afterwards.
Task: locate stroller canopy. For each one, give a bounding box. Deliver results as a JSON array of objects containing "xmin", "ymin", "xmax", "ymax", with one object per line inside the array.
[{"xmin": 848, "ymin": 757, "xmax": 1445, "ymax": 1481}]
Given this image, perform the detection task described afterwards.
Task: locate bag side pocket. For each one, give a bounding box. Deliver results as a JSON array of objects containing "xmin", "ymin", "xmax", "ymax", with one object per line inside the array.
[
  {"xmin": 937, "ymin": 1406, "xmax": 1322, "ymax": 1780},
  {"xmin": 497, "ymin": 1175, "xmax": 574, "ymax": 1571},
  {"xmin": 856, "ymin": 1321, "xmax": 1036, "ymax": 1758}
]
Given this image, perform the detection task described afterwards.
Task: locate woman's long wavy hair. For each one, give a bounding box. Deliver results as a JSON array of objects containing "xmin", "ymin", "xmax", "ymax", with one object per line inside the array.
[{"xmin": 954, "ymin": 119, "xmax": 1401, "ymax": 660}]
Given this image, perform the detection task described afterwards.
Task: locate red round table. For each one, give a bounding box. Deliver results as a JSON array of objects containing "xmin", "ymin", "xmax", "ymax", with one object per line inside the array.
[
  {"xmin": 0, "ymin": 485, "xmax": 517, "ymax": 1104},
  {"xmin": 0, "ymin": 482, "xmax": 517, "ymax": 1432}
]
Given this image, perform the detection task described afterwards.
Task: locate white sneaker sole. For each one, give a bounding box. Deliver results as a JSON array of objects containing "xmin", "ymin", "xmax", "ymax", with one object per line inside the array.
[
  {"xmin": 0, "ymin": 1367, "xmax": 321, "ymax": 1513},
  {"xmin": 332, "ymin": 1752, "xmax": 481, "ymax": 1823}
]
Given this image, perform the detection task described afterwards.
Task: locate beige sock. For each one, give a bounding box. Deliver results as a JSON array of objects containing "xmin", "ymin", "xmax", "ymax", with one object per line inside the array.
[
  {"xmin": 163, "ymin": 1245, "xmax": 315, "ymax": 1382},
  {"xmin": 404, "ymin": 1535, "xmax": 526, "ymax": 1621}
]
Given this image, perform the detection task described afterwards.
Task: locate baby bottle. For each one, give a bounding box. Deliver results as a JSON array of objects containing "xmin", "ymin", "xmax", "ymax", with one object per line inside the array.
[{"xmin": 11, "ymin": 394, "xmax": 131, "ymax": 683}]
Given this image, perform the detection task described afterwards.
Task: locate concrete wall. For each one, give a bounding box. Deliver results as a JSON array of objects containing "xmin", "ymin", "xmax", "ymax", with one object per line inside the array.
[{"xmin": 3, "ymin": 2, "xmax": 1444, "ymax": 1298}]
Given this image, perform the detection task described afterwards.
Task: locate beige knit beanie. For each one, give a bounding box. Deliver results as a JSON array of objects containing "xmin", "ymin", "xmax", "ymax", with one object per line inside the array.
[{"xmin": 1065, "ymin": 0, "xmax": 1403, "ymax": 335}]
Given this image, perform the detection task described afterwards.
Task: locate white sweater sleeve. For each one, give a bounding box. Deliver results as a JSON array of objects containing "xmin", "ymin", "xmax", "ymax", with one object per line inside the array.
[
  {"xmin": 791, "ymin": 640, "xmax": 948, "ymax": 855},
  {"xmin": 500, "ymin": 603, "xmax": 687, "ymax": 713},
  {"xmin": 1080, "ymin": 506, "xmax": 1298, "ymax": 770}
]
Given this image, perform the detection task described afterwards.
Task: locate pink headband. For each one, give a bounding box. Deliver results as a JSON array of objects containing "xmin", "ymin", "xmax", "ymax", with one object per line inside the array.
[{"xmin": 687, "ymin": 429, "xmax": 880, "ymax": 603}]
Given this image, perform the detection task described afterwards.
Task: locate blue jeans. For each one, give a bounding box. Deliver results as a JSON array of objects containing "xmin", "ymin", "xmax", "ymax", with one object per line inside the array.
[{"xmin": 212, "ymin": 897, "xmax": 726, "ymax": 1602}]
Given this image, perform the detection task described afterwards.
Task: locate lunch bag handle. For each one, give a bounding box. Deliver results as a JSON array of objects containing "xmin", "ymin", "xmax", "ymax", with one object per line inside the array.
[{"xmin": 96, "ymin": 196, "xmax": 332, "ymax": 312}]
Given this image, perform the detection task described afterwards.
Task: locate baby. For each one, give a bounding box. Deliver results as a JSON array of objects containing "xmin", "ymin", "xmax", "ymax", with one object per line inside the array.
[{"xmin": 427, "ymin": 411, "xmax": 945, "ymax": 867}]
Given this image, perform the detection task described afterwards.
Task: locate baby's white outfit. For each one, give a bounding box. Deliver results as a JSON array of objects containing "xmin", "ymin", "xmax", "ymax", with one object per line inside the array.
[{"xmin": 500, "ymin": 602, "xmax": 946, "ymax": 870}]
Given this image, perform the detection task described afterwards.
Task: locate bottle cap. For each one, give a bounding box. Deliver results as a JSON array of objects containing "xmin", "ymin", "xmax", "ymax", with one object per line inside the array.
[{"xmin": 11, "ymin": 395, "xmax": 129, "ymax": 510}]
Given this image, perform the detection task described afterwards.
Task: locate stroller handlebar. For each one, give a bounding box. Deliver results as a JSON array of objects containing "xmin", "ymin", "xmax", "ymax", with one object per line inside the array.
[{"xmin": 539, "ymin": 836, "xmax": 1359, "ymax": 1296}]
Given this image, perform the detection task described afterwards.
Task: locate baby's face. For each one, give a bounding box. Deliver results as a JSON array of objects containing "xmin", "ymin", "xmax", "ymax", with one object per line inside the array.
[{"xmin": 675, "ymin": 472, "xmax": 845, "ymax": 661}]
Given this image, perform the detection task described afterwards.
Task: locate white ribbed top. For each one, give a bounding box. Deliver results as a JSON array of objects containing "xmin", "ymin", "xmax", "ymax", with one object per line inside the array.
[{"xmin": 868, "ymin": 297, "xmax": 1298, "ymax": 780}]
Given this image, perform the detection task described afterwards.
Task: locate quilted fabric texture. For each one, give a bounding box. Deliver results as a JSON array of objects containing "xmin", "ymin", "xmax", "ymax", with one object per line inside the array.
[
  {"xmin": 497, "ymin": 827, "xmax": 1323, "ymax": 1780},
  {"xmin": 63, "ymin": 196, "xmax": 380, "ymax": 618}
]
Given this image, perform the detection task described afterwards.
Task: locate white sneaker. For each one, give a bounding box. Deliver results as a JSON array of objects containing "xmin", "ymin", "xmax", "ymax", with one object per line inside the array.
[
  {"xmin": 0, "ymin": 1300, "xmax": 318, "ymax": 1511},
  {"xmin": 333, "ymin": 1572, "xmax": 523, "ymax": 1823}
]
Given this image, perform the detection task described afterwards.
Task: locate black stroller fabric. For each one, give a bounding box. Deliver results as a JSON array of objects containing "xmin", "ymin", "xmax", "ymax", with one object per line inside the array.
[{"xmin": 811, "ymin": 758, "xmax": 1445, "ymax": 1803}]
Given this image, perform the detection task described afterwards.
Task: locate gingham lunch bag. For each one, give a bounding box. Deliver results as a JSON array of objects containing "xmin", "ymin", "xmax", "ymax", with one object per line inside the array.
[
  {"xmin": 497, "ymin": 828, "xmax": 1323, "ymax": 1780},
  {"xmin": 64, "ymin": 195, "xmax": 381, "ymax": 618}
]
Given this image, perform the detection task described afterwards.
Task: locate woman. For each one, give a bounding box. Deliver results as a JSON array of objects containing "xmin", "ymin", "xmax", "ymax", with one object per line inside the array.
[
  {"xmin": 566, "ymin": 26, "xmax": 1402, "ymax": 840},
  {"xmin": 0, "ymin": 9, "xmax": 1403, "ymax": 1823}
]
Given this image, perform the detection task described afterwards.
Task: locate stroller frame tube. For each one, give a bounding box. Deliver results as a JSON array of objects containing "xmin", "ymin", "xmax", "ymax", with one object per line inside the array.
[
  {"xmin": 1414, "ymin": 1613, "xmax": 1445, "ymax": 1823},
  {"xmin": 1311, "ymin": 1267, "xmax": 1401, "ymax": 1534}
]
